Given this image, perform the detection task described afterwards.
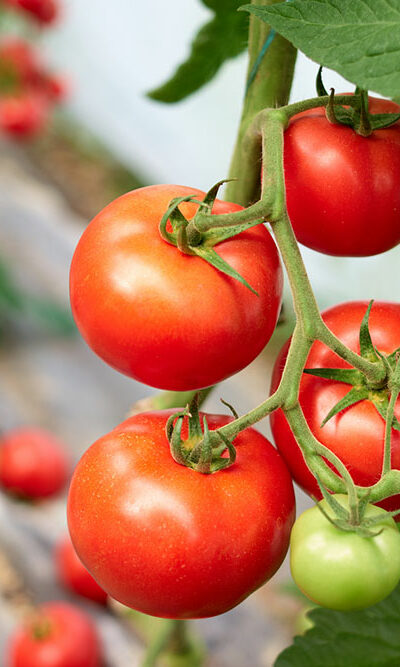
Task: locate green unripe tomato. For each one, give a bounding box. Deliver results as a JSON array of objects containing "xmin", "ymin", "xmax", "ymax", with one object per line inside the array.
[{"xmin": 290, "ymin": 495, "xmax": 400, "ymax": 611}]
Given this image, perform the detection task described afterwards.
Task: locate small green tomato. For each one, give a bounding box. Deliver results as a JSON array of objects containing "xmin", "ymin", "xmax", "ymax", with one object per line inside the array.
[{"xmin": 290, "ymin": 495, "xmax": 400, "ymax": 611}]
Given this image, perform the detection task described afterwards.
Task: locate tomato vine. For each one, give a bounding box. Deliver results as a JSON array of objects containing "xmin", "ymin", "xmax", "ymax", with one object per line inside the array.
[{"xmin": 65, "ymin": 1, "xmax": 400, "ymax": 665}]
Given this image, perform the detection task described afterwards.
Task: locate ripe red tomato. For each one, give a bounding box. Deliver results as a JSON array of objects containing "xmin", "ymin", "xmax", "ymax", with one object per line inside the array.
[
  {"xmin": 0, "ymin": 427, "xmax": 69, "ymax": 499},
  {"xmin": 270, "ymin": 301, "xmax": 400, "ymax": 512},
  {"xmin": 70, "ymin": 185, "xmax": 283, "ymax": 390},
  {"xmin": 4, "ymin": 0, "xmax": 58, "ymax": 24},
  {"xmin": 284, "ymin": 97, "xmax": 400, "ymax": 256},
  {"xmin": 55, "ymin": 535, "xmax": 108, "ymax": 605},
  {"xmin": 0, "ymin": 38, "xmax": 38, "ymax": 87},
  {"xmin": 67, "ymin": 410, "xmax": 295, "ymax": 619},
  {"xmin": 8, "ymin": 602, "xmax": 101, "ymax": 667},
  {"xmin": 0, "ymin": 93, "xmax": 48, "ymax": 139}
]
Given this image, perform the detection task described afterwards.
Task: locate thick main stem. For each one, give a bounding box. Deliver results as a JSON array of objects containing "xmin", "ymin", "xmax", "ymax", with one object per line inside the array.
[{"xmin": 225, "ymin": 0, "xmax": 297, "ymax": 206}]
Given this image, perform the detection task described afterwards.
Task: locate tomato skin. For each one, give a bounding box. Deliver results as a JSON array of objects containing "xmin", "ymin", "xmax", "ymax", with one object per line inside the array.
[
  {"xmin": 8, "ymin": 602, "xmax": 101, "ymax": 667},
  {"xmin": 70, "ymin": 184, "xmax": 283, "ymax": 390},
  {"xmin": 284, "ymin": 97, "xmax": 400, "ymax": 256},
  {"xmin": 0, "ymin": 427, "xmax": 69, "ymax": 499},
  {"xmin": 67, "ymin": 410, "xmax": 295, "ymax": 619},
  {"xmin": 55, "ymin": 536, "xmax": 108, "ymax": 605},
  {"xmin": 290, "ymin": 496, "xmax": 400, "ymax": 611},
  {"xmin": 270, "ymin": 301, "xmax": 400, "ymax": 513}
]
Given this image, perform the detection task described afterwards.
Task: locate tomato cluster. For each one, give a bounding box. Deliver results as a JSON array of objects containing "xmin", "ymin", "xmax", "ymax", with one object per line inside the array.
[
  {"xmin": 66, "ymin": 94, "xmax": 400, "ymax": 622},
  {"xmin": 0, "ymin": 36, "xmax": 64, "ymax": 139}
]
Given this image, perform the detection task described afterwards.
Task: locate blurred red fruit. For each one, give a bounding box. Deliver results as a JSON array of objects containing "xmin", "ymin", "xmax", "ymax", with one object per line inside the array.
[
  {"xmin": 4, "ymin": 0, "xmax": 59, "ymax": 24},
  {"xmin": 0, "ymin": 427, "xmax": 69, "ymax": 497},
  {"xmin": 55, "ymin": 535, "xmax": 108, "ymax": 605},
  {"xmin": 8, "ymin": 602, "xmax": 102, "ymax": 667}
]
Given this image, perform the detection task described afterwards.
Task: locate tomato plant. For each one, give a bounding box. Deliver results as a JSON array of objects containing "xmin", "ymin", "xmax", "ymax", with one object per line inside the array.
[
  {"xmin": 62, "ymin": 2, "xmax": 400, "ymax": 663},
  {"xmin": 270, "ymin": 301, "xmax": 400, "ymax": 512},
  {"xmin": 8, "ymin": 602, "xmax": 101, "ymax": 667},
  {"xmin": 67, "ymin": 410, "xmax": 295, "ymax": 619},
  {"xmin": 284, "ymin": 97, "xmax": 400, "ymax": 257},
  {"xmin": 69, "ymin": 184, "xmax": 283, "ymax": 391},
  {"xmin": 290, "ymin": 495, "xmax": 400, "ymax": 611},
  {"xmin": 55, "ymin": 535, "xmax": 108, "ymax": 605},
  {"xmin": 0, "ymin": 427, "xmax": 69, "ymax": 499}
]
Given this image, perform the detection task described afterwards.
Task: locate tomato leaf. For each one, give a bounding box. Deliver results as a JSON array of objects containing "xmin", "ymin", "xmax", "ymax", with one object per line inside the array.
[
  {"xmin": 147, "ymin": 1, "xmax": 248, "ymax": 103},
  {"xmin": 241, "ymin": 0, "xmax": 400, "ymax": 98},
  {"xmin": 274, "ymin": 581, "xmax": 400, "ymax": 667}
]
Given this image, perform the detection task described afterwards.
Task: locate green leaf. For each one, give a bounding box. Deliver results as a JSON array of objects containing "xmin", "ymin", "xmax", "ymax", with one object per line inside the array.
[
  {"xmin": 241, "ymin": 0, "xmax": 400, "ymax": 99},
  {"xmin": 147, "ymin": 2, "xmax": 248, "ymax": 103},
  {"xmin": 274, "ymin": 581, "xmax": 400, "ymax": 666}
]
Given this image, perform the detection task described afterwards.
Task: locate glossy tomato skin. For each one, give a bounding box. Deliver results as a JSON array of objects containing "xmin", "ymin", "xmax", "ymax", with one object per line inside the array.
[
  {"xmin": 284, "ymin": 97, "xmax": 400, "ymax": 256},
  {"xmin": 290, "ymin": 496, "xmax": 400, "ymax": 611},
  {"xmin": 270, "ymin": 302, "xmax": 400, "ymax": 513},
  {"xmin": 67, "ymin": 410, "xmax": 295, "ymax": 619},
  {"xmin": 70, "ymin": 185, "xmax": 283, "ymax": 391},
  {"xmin": 0, "ymin": 427, "xmax": 69, "ymax": 499},
  {"xmin": 8, "ymin": 602, "xmax": 101, "ymax": 667},
  {"xmin": 55, "ymin": 535, "xmax": 108, "ymax": 605}
]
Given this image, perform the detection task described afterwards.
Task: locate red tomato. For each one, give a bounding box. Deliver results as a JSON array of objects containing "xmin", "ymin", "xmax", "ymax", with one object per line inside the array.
[
  {"xmin": 67, "ymin": 410, "xmax": 295, "ymax": 619},
  {"xmin": 4, "ymin": 0, "xmax": 58, "ymax": 24},
  {"xmin": 0, "ymin": 38, "xmax": 39, "ymax": 87},
  {"xmin": 270, "ymin": 301, "xmax": 400, "ymax": 513},
  {"xmin": 0, "ymin": 427, "xmax": 69, "ymax": 499},
  {"xmin": 0, "ymin": 93, "xmax": 48, "ymax": 139},
  {"xmin": 55, "ymin": 535, "xmax": 108, "ymax": 605},
  {"xmin": 284, "ymin": 97, "xmax": 400, "ymax": 256},
  {"xmin": 70, "ymin": 185, "xmax": 283, "ymax": 390},
  {"xmin": 8, "ymin": 602, "xmax": 101, "ymax": 667}
]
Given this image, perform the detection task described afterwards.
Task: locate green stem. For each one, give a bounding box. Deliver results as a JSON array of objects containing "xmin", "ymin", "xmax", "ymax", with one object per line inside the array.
[
  {"xmin": 129, "ymin": 388, "xmax": 213, "ymax": 416},
  {"xmin": 141, "ymin": 620, "xmax": 176, "ymax": 667},
  {"xmin": 382, "ymin": 357, "xmax": 400, "ymax": 475},
  {"xmin": 225, "ymin": 0, "xmax": 297, "ymax": 206},
  {"xmin": 141, "ymin": 619, "xmax": 201, "ymax": 667}
]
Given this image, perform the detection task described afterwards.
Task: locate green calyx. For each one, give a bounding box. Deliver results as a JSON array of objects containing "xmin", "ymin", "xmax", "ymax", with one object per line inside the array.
[
  {"xmin": 316, "ymin": 67, "xmax": 400, "ymax": 136},
  {"xmin": 304, "ymin": 302, "xmax": 400, "ymax": 431},
  {"xmin": 315, "ymin": 488, "xmax": 400, "ymax": 538},
  {"xmin": 165, "ymin": 395, "xmax": 237, "ymax": 474},
  {"xmin": 31, "ymin": 616, "xmax": 52, "ymax": 641},
  {"xmin": 158, "ymin": 181, "xmax": 260, "ymax": 295}
]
